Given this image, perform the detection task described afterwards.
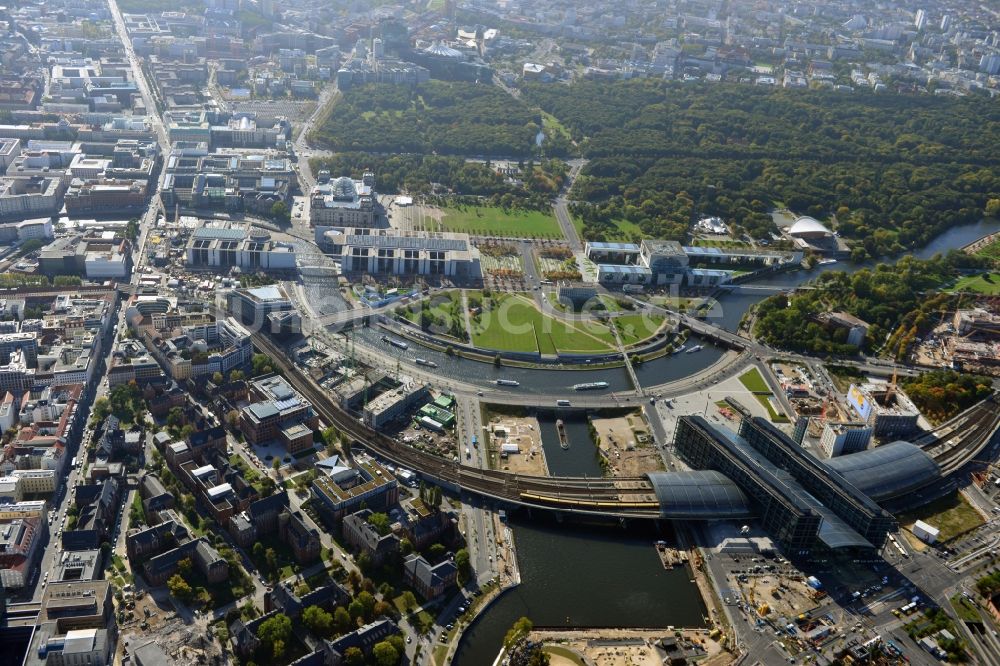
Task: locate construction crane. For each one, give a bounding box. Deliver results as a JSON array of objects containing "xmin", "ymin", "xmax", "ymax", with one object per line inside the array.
[{"xmin": 885, "ymin": 367, "xmax": 899, "ymax": 404}]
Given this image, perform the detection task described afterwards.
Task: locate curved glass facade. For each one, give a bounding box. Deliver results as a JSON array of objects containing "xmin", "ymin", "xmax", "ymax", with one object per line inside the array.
[
  {"xmin": 825, "ymin": 441, "xmax": 941, "ymax": 501},
  {"xmin": 645, "ymin": 470, "xmax": 753, "ymax": 519}
]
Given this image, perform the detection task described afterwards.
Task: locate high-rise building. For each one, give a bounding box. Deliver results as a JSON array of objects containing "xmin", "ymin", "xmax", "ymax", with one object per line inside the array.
[{"xmin": 914, "ymin": 9, "xmax": 927, "ymax": 31}]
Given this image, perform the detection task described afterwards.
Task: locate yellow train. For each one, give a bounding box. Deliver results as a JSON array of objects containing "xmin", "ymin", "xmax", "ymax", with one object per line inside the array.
[{"xmin": 519, "ymin": 492, "xmax": 660, "ymax": 510}]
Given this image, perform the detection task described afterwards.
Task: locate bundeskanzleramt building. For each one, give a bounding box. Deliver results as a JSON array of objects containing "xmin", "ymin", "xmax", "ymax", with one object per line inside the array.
[{"xmin": 324, "ymin": 229, "xmax": 482, "ymax": 279}]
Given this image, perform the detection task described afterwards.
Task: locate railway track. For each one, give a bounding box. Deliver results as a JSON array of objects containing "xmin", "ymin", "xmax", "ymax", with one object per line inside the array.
[
  {"xmin": 253, "ymin": 332, "xmax": 1000, "ymax": 517},
  {"xmin": 926, "ymin": 396, "xmax": 1000, "ymax": 475},
  {"xmin": 251, "ymin": 333, "xmax": 663, "ymax": 517}
]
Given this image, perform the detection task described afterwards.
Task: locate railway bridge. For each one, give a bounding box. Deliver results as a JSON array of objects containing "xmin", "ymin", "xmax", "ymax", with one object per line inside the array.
[{"xmin": 250, "ymin": 332, "xmax": 1000, "ymax": 523}]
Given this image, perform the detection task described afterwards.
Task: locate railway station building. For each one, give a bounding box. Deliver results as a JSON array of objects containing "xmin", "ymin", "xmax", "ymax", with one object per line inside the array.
[{"xmin": 670, "ymin": 415, "xmax": 923, "ymax": 556}]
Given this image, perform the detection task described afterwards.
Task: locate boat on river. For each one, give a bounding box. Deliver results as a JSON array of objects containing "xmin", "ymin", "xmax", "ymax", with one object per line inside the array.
[
  {"xmin": 572, "ymin": 381, "xmax": 609, "ymax": 391},
  {"xmin": 381, "ymin": 335, "xmax": 409, "ymax": 350},
  {"xmin": 556, "ymin": 419, "xmax": 569, "ymax": 449}
]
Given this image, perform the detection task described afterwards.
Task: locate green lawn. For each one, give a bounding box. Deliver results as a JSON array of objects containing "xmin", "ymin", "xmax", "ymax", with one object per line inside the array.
[
  {"xmin": 440, "ymin": 206, "xmax": 562, "ymax": 238},
  {"xmin": 974, "ymin": 238, "xmax": 1000, "ymax": 262},
  {"xmin": 949, "ymin": 273, "xmax": 1000, "ymax": 295},
  {"xmin": 738, "ymin": 368, "xmax": 771, "ymax": 393},
  {"xmin": 471, "ymin": 293, "xmax": 616, "ymax": 355},
  {"xmin": 613, "ymin": 313, "xmax": 665, "ymax": 346},
  {"xmin": 541, "ymin": 111, "xmax": 572, "ymax": 142},
  {"xmin": 951, "ymin": 594, "xmax": 981, "ymax": 623},
  {"xmin": 399, "ymin": 290, "xmax": 469, "ymax": 341},
  {"xmin": 899, "ymin": 491, "xmax": 985, "ymax": 542}
]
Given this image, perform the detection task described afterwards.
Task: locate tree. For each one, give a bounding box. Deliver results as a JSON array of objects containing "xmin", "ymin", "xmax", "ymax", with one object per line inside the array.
[
  {"xmin": 265, "ymin": 547, "xmax": 278, "ymax": 573},
  {"xmin": 302, "ymin": 605, "xmax": 334, "ymax": 637},
  {"xmin": 167, "ymin": 574, "xmax": 194, "ymax": 602},
  {"xmin": 256, "ymin": 614, "xmax": 292, "ymax": 654},
  {"xmin": 986, "ymin": 198, "xmax": 1000, "ymax": 218},
  {"xmin": 270, "ymin": 200, "xmax": 291, "ymax": 222},
  {"xmin": 373, "ymin": 600, "xmax": 392, "ymax": 618},
  {"xmin": 347, "ymin": 569, "xmax": 362, "ymax": 592},
  {"xmin": 372, "ymin": 641, "xmax": 400, "ymax": 666},
  {"xmin": 366, "ymin": 512, "xmax": 391, "ymax": 536},
  {"xmin": 53, "ymin": 275, "xmax": 82, "ymax": 287},
  {"xmin": 271, "ymin": 639, "xmax": 286, "ymax": 659},
  {"xmin": 427, "ymin": 543, "xmax": 446, "ymax": 562},
  {"xmin": 166, "ymin": 407, "xmax": 184, "ymax": 430},
  {"xmin": 17, "ymin": 239, "xmax": 45, "ymax": 256},
  {"xmin": 343, "ymin": 647, "xmax": 364, "ymax": 666},
  {"xmin": 92, "ymin": 397, "xmax": 110, "ymax": 422},
  {"xmin": 251, "ymin": 353, "xmax": 274, "ymax": 377},
  {"xmin": 347, "ymin": 599, "xmax": 365, "ymax": 621},
  {"xmin": 454, "ymin": 548, "xmax": 471, "ymax": 584},
  {"xmin": 357, "ymin": 591, "xmax": 376, "ymax": 620},
  {"xmin": 272, "ymin": 457, "xmax": 281, "ymax": 472},
  {"xmin": 399, "ymin": 538, "xmax": 414, "ymax": 556},
  {"xmin": 229, "ymin": 369, "xmax": 245, "ymax": 382},
  {"xmin": 400, "ymin": 590, "xmax": 418, "ymax": 613},
  {"xmin": 334, "ymin": 606, "xmax": 352, "ymax": 633},
  {"xmin": 212, "ymin": 371, "xmax": 224, "ymax": 384},
  {"xmin": 504, "ymin": 617, "xmax": 534, "ymax": 649}
]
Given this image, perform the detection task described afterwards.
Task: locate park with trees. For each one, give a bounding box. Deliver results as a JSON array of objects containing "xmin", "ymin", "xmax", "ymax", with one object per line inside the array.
[{"xmin": 522, "ymin": 79, "xmax": 1000, "ymax": 254}]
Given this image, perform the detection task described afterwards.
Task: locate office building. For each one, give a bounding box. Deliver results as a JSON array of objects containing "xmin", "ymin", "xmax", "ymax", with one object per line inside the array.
[
  {"xmin": 819, "ymin": 422, "xmax": 872, "ymax": 458},
  {"xmin": 324, "ymin": 229, "xmax": 482, "ymax": 279},
  {"xmin": 63, "ymin": 177, "xmax": 148, "ymax": 214},
  {"xmin": 0, "ymin": 176, "xmax": 65, "ymax": 220},
  {"xmin": 846, "ymin": 383, "xmax": 921, "ymax": 439},
  {"xmin": 311, "ymin": 459, "xmax": 399, "ymax": 523},
  {"xmin": 240, "ymin": 374, "xmax": 318, "ymax": 450},
  {"xmin": 363, "ymin": 383, "xmax": 429, "ymax": 429},
  {"xmin": 226, "ymin": 285, "xmax": 295, "ymax": 331},
  {"xmin": 185, "ymin": 222, "xmax": 296, "ymax": 271}
]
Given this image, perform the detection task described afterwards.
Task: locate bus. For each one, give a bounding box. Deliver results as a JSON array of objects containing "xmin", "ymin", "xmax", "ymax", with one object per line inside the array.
[{"xmin": 71, "ymin": 456, "xmax": 77, "ymax": 469}]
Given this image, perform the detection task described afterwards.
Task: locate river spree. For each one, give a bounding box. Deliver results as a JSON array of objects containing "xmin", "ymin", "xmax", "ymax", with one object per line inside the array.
[
  {"xmin": 453, "ymin": 517, "xmax": 707, "ymax": 665},
  {"xmin": 450, "ymin": 219, "xmax": 1000, "ymax": 665}
]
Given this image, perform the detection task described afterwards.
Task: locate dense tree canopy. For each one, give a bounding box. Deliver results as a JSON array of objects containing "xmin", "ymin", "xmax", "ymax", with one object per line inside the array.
[
  {"xmin": 313, "ymin": 81, "xmax": 552, "ymax": 157},
  {"xmin": 901, "ymin": 370, "xmax": 993, "ymax": 424},
  {"xmin": 753, "ymin": 252, "xmax": 988, "ymax": 358},
  {"xmin": 524, "ymin": 80, "xmax": 1000, "ymax": 252}
]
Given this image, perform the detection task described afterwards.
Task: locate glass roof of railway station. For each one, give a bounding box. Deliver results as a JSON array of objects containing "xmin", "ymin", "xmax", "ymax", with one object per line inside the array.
[
  {"xmin": 825, "ymin": 441, "xmax": 941, "ymax": 501},
  {"xmin": 645, "ymin": 470, "xmax": 753, "ymax": 519}
]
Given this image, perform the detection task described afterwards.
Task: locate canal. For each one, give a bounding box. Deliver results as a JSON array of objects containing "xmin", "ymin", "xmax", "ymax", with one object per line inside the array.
[
  {"xmin": 452, "ymin": 516, "xmax": 707, "ymax": 666},
  {"xmin": 536, "ymin": 411, "xmax": 603, "ymax": 477}
]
